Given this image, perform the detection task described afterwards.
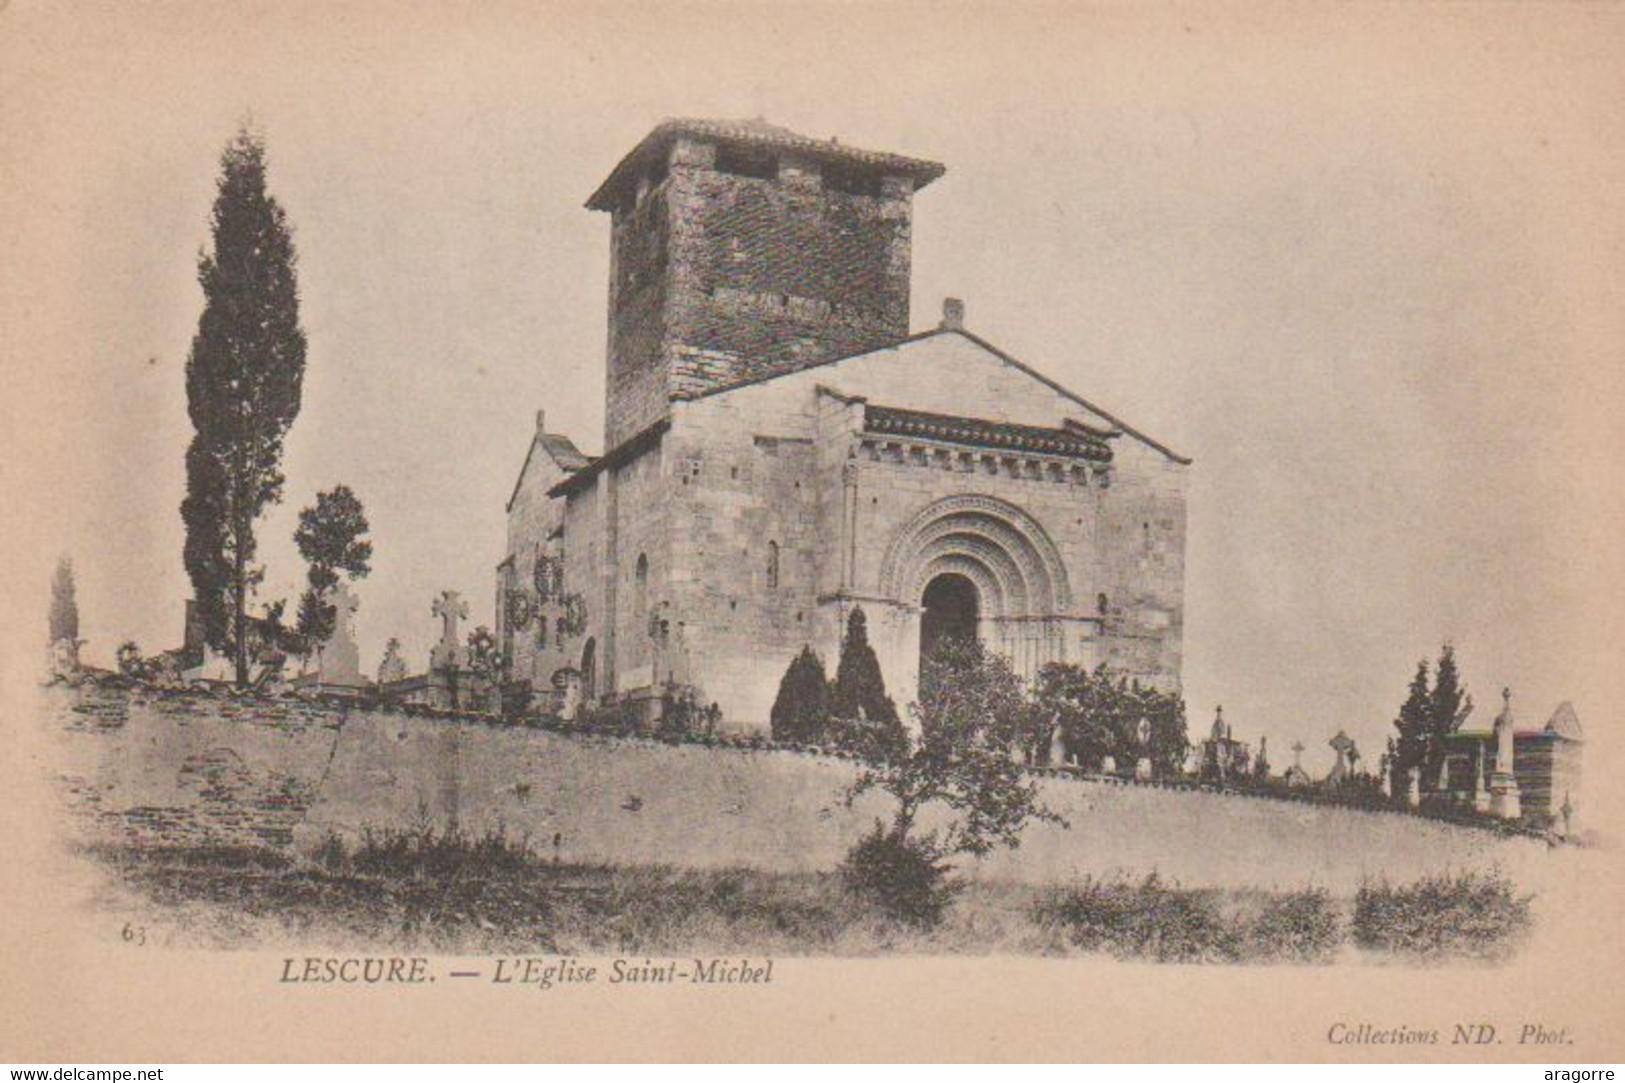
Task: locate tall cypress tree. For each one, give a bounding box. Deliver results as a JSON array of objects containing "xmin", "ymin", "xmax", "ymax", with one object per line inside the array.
[
  {"xmin": 833, "ymin": 607, "xmax": 899, "ymax": 725},
  {"xmin": 1391, "ymin": 658, "xmax": 1430, "ymax": 789},
  {"xmin": 181, "ymin": 127, "xmax": 306, "ymax": 686},
  {"xmin": 770, "ymin": 645, "xmax": 832, "ymax": 744},
  {"xmin": 48, "ymin": 555, "xmax": 79, "ymax": 645},
  {"xmin": 1425, "ymin": 643, "xmax": 1473, "ymax": 786}
]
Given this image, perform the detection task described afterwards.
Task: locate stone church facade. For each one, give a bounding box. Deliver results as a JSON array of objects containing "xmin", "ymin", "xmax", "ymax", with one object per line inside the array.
[{"xmin": 498, "ymin": 118, "xmax": 1189, "ymax": 730}]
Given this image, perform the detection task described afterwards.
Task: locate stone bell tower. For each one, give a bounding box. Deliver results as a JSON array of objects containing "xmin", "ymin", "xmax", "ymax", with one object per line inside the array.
[{"xmin": 585, "ymin": 118, "xmax": 945, "ymax": 447}]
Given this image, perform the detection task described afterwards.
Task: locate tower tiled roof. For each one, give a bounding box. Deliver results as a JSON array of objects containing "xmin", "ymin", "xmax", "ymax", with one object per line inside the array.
[{"xmin": 587, "ymin": 117, "xmax": 946, "ymax": 210}]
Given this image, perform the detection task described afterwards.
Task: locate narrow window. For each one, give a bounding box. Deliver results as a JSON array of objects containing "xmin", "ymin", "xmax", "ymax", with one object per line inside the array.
[
  {"xmin": 634, "ymin": 553, "xmax": 649, "ymax": 616},
  {"xmin": 766, "ymin": 541, "xmax": 780, "ymax": 590}
]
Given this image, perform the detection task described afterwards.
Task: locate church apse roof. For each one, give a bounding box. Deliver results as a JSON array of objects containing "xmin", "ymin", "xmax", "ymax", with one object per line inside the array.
[{"xmin": 587, "ymin": 117, "xmax": 946, "ymax": 211}]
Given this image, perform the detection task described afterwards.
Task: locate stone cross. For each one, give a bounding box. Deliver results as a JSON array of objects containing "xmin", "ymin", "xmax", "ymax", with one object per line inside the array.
[
  {"xmin": 1328, "ymin": 730, "xmax": 1355, "ymax": 783},
  {"xmin": 318, "ymin": 581, "xmax": 364, "ymax": 686},
  {"xmin": 430, "ymin": 590, "xmax": 469, "ymax": 671}
]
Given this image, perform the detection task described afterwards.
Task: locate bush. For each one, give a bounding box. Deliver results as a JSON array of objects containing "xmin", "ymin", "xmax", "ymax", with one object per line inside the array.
[
  {"xmin": 349, "ymin": 821, "xmax": 533, "ymax": 881},
  {"xmin": 657, "ymin": 680, "xmax": 720, "ymax": 741},
  {"xmin": 1246, "ymin": 889, "xmax": 1341, "ymax": 963},
  {"xmin": 1035, "ymin": 874, "xmax": 1241, "ymax": 962},
  {"xmin": 1353, "ymin": 871, "xmax": 1532, "ymax": 962},
  {"xmin": 1036, "ymin": 877, "xmax": 1345, "ymax": 964},
  {"xmin": 839, "ymin": 822, "xmax": 958, "ymax": 928},
  {"xmin": 575, "ymin": 699, "xmax": 643, "ymax": 738}
]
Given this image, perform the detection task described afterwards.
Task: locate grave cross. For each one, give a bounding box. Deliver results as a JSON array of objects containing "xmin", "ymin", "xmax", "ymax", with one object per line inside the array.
[
  {"xmin": 433, "ymin": 590, "xmax": 468, "ymax": 645},
  {"xmin": 431, "ymin": 590, "xmax": 469, "ymax": 671}
]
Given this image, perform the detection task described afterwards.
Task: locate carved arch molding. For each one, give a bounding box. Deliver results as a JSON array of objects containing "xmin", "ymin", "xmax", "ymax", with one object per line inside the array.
[{"xmin": 878, "ymin": 494, "xmax": 1073, "ymax": 617}]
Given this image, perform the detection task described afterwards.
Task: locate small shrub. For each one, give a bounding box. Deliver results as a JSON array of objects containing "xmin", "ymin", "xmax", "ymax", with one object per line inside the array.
[
  {"xmin": 1246, "ymin": 889, "xmax": 1341, "ymax": 963},
  {"xmin": 1035, "ymin": 874, "xmax": 1242, "ymax": 963},
  {"xmin": 315, "ymin": 831, "xmax": 349, "ymax": 874},
  {"xmin": 839, "ymin": 822, "xmax": 958, "ymax": 928},
  {"xmin": 575, "ymin": 699, "xmax": 642, "ymax": 738},
  {"xmin": 1353, "ymin": 871, "xmax": 1532, "ymax": 962},
  {"xmin": 657, "ymin": 680, "xmax": 721, "ymax": 741},
  {"xmin": 350, "ymin": 822, "xmax": 533, "ymax": 881}
]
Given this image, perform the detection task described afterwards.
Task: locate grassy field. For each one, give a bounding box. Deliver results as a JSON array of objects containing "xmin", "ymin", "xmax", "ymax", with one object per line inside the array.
[{"xmin": 78, "ymin": 825, "xmax": 1533, "ymax": 962}]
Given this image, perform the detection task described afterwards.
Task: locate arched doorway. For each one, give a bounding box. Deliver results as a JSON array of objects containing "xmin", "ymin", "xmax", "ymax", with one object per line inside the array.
[{"xmin": 920, "ymin": 572, "xmax": 980, "ymax": 667}]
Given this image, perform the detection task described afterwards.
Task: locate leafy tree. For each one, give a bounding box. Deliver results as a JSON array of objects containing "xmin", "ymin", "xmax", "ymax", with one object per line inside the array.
[
  {"xmin": 1390, "ymin": 658, "xmax": 1431, "ymax": 790},
  {"xmin": 1425, "ymin": 643, "xmax": 1473, "ymax": 786},
  {"xmin": 49, "ymin": 556, "xmax": 79, "ymax": 645},
  {"xmin": 292, "ymin": 485, "xmax": 372, "ymax": 650},
  {"xmin": 770, "ymin": 645, "xmax": 832, "ymax": 744},
  {"xmin": 181, "ymin": 126, "xmax": 307, "ymax": 685},
  {"xmin": 1034, "ymin": 662, "xmax": 1187, "ymax": 778},
  {"xmin": 845, "ymin": 638, "xmax": 1061, "ymax": 922}
]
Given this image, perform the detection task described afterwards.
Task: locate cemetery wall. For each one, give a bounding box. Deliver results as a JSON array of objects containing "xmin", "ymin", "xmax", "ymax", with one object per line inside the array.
[{"xmin": 44, "ymin": 680, "xmax": 1551, "ymax": 892}]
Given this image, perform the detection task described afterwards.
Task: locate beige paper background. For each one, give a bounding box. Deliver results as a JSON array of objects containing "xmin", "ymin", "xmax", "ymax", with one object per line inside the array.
[{"xmin": 2, "ymin": 0, "xmax": 1623, "ymax": 1063}]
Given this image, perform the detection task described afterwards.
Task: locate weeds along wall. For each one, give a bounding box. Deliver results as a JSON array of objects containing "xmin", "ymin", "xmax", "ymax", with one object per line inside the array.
[{"xmin": 45, "ymin": 681, "xmax": 1551, "ymax": 892}]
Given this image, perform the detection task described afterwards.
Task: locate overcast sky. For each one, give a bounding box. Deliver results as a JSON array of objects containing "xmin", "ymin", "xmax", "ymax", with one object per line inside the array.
[{"xmin": 4, "ymin": 2, "xmax": 1622, "ymax": 768}]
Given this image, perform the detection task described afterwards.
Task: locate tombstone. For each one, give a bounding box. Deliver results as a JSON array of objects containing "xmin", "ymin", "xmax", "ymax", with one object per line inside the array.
[
  {"xmin": 1406, "ymin": 765, "xmax": 1422, "ymax": 808},
  {"xmin": 1327, "ymin": 730, "xmax": 1355, "ymax": 785},
  {"xmin": 1134, "ymin": 715, "xmax": 1154, "ymax": 780},
  {"xmin": 316, "ymin": 582, "xmax": 365, "ymax": 687},
  {"xmin": 1285, "ymin": 741, "xmax": 1311, "ymax": 789},
  {"xmin": 1489, "ymin": 687, "xmax": 1523, "ymax": 820},
  {"xmin": 554, "ymin": 667, "xmax": 582, "ymax": 722},
  {"xmin": 378, "ymin": 638, "xmax": 408, "ymax": 686},
  {"xmin": 430, "ymin": 590, "xmax": 468, "ymax": 673},
  {"xmin": 1472, "ymin": 743, "xmax": 1492, "ymax": 813},
  {"xmin": 1047, "ymin": 718, "xmax": 1068, "ymax": 767},
  {"xmin": 1100, "ymin": 754, "xmax": 1117, "ymax": 776},
  {"xmin": 48, "ymin": 637, "xmax": 81, "ymax": 679}
]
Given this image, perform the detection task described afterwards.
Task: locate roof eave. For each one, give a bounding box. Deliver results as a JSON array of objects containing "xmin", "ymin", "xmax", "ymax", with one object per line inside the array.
[{"xmin": 586, "ymin": 121, "xmax": 945, "ymax": 212}]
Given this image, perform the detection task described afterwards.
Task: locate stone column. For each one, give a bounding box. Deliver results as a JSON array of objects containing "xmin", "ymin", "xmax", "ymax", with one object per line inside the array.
[{"xmin": 1490, "ymin": 688, "xmax": 1522, "ymax": 820}]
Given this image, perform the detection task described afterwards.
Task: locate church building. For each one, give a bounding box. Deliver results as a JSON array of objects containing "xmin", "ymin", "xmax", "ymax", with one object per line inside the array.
[{"xmin": 497, "ymin": 118, "xmax": 1190, "ymax": 730}]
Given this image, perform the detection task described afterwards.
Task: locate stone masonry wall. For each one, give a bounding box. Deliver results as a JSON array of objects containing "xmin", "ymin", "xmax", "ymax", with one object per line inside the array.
[
  {"xmin": 663, "ymin": 392, "xmax": 824, "ymax": 725},
  {"xmin": 44, "ymin": 681, "xmax": 1552, "ymax": 893},
  {"xmin": 602, "ymin": 135, "xmax": 914, "ymax": 447},
  {"xmin": 661, "ymin": 330, "xmax": 1190, "ymax": 724}
]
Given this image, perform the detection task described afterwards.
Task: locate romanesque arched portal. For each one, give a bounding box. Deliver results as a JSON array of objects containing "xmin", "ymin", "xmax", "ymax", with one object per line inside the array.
[{"xmin": 876, "ymin": 494, "xmax": 1073, "ymax": 709}]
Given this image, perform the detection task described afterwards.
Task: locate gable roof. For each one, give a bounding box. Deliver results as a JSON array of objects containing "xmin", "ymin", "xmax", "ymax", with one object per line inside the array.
[
  {"xmin": 505, "ymin": 429, "xmax": 592, "ymax": 513},
  {"xmin": 548, "ymin": 418, "xmax": 670, "ymax": 499},
  {"xmin": 587, "ymin": 117, "xmax": 946, "ymax": 212},
  {"xmin": 1546, "ymin": 701, "xmax": 1583, "ymax": 741},
  {"xmin": 679, "ymin": 327, "xmax": 1192, "ymax": 464}
]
